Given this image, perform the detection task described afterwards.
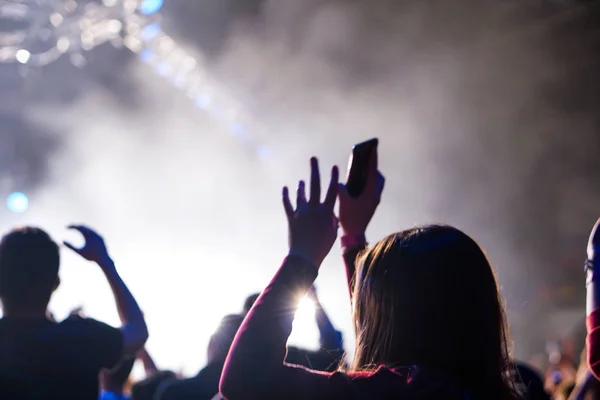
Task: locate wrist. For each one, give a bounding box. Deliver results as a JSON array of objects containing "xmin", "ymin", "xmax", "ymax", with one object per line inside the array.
[
  {"xmin": 340, "ymin": 232, "xmax": 367, "ymax": 249},
  {"xmin": 287, "ymin": 251, "xmax": 320, "ymax": 270},
  {"xmin": 97, "ymin": 256, "xmax": 116, "ymax": 271}
]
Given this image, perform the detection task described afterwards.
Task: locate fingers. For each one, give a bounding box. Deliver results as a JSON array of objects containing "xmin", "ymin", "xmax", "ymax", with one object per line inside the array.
[
  {"xmin": 296, "ymin": 181, "xmax": 307, "ymax": 207},
  {"xmin": 67, "ymin": 225, "xmax": 85, "ymax": 233},
  {"xmin": 282, "ymin": 187, "xmax": 294, "ymax": 218},
  {"xmin": 67, "ymin": 225, "xmax": 93, "ymax": 237},
  {"xmin": 324, "ymin": 165, "xmax": 339, "ymax": 210},
  {"xmin": 309, "ymin": 157, "xmax": 321, "ymax": 205},
  {"xmin": 62, "ymin": 241, "xmax": 80, "ymax": 253}
]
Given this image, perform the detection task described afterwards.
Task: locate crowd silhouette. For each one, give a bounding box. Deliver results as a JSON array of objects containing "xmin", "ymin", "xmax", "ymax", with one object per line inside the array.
[{"xmin": 0, "ymin": 148, "xmax": 599, "ymax": 400}]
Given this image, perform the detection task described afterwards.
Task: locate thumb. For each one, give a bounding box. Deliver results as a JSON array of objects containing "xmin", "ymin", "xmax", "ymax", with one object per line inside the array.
[{"xmin": 62, "ymin": 241, "xmax": 80, "ymax": 253}]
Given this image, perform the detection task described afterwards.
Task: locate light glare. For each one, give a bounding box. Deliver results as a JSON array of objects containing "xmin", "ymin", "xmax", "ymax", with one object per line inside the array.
[
  {"xmin": 15, "ymin": 49, "xmax": 30, "ymax": 64},
  {"xmin": 7, "ymin": 192, "xmax": 29, "ymax": 213}
]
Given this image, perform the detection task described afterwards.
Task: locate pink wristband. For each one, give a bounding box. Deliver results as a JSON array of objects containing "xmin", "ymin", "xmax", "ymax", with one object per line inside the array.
[{"xmin": 341, "ymin": 233, "xmax": 367, "ymax": 249}]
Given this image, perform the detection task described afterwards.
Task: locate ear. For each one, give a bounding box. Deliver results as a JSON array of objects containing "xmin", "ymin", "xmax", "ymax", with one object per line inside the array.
[{"xmin": 53, "ymin": 277, "xmax": 60, "ymax": 292}]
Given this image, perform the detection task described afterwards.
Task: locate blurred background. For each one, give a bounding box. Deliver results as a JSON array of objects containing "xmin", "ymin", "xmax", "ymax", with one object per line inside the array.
[{"xmin": 0, "ymin": 0, "xmax": 599, "ymax": 377}]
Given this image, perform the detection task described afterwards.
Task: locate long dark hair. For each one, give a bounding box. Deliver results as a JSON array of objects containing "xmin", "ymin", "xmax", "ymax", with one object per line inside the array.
[{"xmin": 351, "ymin": 225, "xmax": 520, "ymax": 399}]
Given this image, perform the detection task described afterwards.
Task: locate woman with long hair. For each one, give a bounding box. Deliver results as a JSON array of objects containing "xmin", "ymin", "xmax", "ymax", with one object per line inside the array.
[{"xmin": 220, "ymin": 157, "xmax": 521, "ymax": 399}]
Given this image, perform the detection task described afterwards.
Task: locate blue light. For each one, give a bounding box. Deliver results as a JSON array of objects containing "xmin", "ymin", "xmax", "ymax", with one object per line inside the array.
[
  {"xmin": 140, "ymin": 0, "xmax": 164, "ymax": 15},
  {"xmin": 7, "ymin": 192, "xmax": 28, "ymax": 213},
  {"xmin": 141, "ymin": 23, "xmax": 161, "ymax": 41},
  {"xmin": 139, "ymin": 49, "xmax": 153, "ymax": 63}
]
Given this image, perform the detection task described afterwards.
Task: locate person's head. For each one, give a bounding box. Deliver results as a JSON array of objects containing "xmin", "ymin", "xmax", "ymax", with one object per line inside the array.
[
  {"xmin": 515, "ymin": 362, "xmax": 550, "ymax": 400},
  {"xmin": 243, "ymin": 293, "xmax": 260, "ymax": 314},
  {"xmin": 0, "ymin": 227, "xmax": 60, "ymax": 315},
  {"xmin": 352, "ymin": 225, "xmax": 517, "ymax": 397},
  {"xmin": 207, "ymin": 314, "xmax": 244, "ymax": 364},
  {"xmin": 131, "ymin": 370, "xmax": 176, "ymax": 400},
  {"xmin": 100, "ymin": 357, "xmax": 136, "ymax": 395}
]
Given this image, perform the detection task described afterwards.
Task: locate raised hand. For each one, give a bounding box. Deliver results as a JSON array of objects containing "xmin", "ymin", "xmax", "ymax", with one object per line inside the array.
[
  {"xmin": 63, "ymin": 225, "xmax": 112, "ymax": 266},
  {"xmin": 588, "ymin": 218, "xmax": 600, "ymax": 261},
  {"xmin": 338, "ymin": 150, "xmax": 385, "ymax": 236},
  {"xmin": 282, "ymin": 157, "xmax": 339, "ymax": 268}
]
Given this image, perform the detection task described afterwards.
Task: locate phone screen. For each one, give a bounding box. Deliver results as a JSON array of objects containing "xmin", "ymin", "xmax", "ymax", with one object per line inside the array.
[{"xmin": 346, "ymin": 138, "xmax": 378, "ymax": 198}]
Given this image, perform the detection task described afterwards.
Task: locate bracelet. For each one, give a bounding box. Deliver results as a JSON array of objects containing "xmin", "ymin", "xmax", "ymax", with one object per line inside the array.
[{"xmin": 341, "ymin": 233, "xmax": 367, "ymax": 249}]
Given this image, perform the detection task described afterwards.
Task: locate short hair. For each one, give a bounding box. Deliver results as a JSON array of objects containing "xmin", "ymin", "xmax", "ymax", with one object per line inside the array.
[
  {"xmin": 131, "ymin": 370, "xmax": 177, "ymax": 400},
  {"xmin": 0, "ymin": 227, "xmax": 60, "ymax": 309},
  {"xmin": 207, "ymin": 314, "xmax": 244, "ymax": 363},
  {"xmin": 243, "ymin": 293, "xmax": 260, "ymax": 314}
]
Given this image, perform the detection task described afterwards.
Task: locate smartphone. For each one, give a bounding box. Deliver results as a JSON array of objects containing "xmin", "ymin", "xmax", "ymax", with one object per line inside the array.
[{"xmin": 346, "ymin": 138, "xmax": 378, "ymax": 198}]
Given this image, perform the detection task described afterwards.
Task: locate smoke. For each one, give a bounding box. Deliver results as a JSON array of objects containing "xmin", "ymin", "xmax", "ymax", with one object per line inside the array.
[
  {"xmin": 210, "ymin": 0, "xmax": 600, "ymax": 356},
  {"xmin": 3, "ymin": 0, "xmax": 599, "ymax": 373}
]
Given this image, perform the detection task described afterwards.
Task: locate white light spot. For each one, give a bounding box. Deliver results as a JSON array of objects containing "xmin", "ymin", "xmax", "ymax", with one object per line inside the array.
[
  {"xmin": 15, "ymin": 49, "xmax": 30, "ymax": 64},
  {"xmin": 50, "ymin": 13, "xmax": 63, "ymax": 26},
  {"xmin": 57, "ymin": 37, "xmax": 70, "ymax": 53},
  {"xmin": 107, "ymin": 20, "xmax": 123, "ymax": 33},
  {"xmin": 7, "ymin": 192, "xmax": 29, "ymax": 213}
]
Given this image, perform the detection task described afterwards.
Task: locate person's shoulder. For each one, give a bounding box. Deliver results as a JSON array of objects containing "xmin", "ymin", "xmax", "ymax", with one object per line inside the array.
[
  {"xmin": 157, "ymin": 377, "xmax": 201, "ymax": 399},
  {"xmin": 340, "ymin": 366, "xmax": 473, "ymax": 399},
  {"xmin": 58, "ymin": 315, "xmax": 122, "ymax": 346},
  {"xmin": 59, "ymin": 315, "xmax": 118, "ymax": 331}
]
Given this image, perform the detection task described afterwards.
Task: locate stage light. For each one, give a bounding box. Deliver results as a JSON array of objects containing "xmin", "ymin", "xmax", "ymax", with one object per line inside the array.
[
  {"xmin": 139, "ymin": 49, "xmax": 153, "ymax": 63},
  {"xmin": 15, "ymin": 49, "xmax": 31, "ymax": 64},
  {"xmin": 289, "ymin": 296, "xmax": 319, "ymax": 350},
  {"xmin": 140, "ymin": 0, "xmax": 164, "ymax": 15},
  {"xmin": 142, "ymin": 23, "xmax": 162, "ymax": 41},
  {"xmin": 0, "ymin": 0, "xmax": 270, "ymax": 159},
  {"xmin": 7, "ymin": 193, "xmax": 29, "ymax": 213}
]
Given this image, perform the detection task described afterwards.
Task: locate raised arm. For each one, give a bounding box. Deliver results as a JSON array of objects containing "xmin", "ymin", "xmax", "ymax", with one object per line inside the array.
[
  {"xmin": 338, "ymin": 151, "xmax": 384, "ymax": 297},
  {"xmin": 585, "ymin": 218, "xmax": 600, "ymax": 379},
  {"xmin": 138, "ymin": 348, "xmax": 159, "ymax": 376},
  {"xmin": 64, "ymin": 226, "xmax": 149, "ymax": 357},
  {"xmin": 220, "ymin": 158, "xmax": 350, "ymax": 400},
  {"xmin": 308, "ymin": 287, "xmax": 343, "ymax": 351}
]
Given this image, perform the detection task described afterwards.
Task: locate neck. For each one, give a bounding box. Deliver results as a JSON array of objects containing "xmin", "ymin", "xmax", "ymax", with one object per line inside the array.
[{"xmin": 1, "ymin": 304, "xmax": 48, "ymax": 319}]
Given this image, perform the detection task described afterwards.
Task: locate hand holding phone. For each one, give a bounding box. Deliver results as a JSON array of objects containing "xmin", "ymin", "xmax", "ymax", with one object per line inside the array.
[
  {"xmin": 339, "ymin": 139, "xmax": 384, "ymax": 236},
  {"xmin": 345, "ymin": 138, "xmax": 378, "ymax": 198}
]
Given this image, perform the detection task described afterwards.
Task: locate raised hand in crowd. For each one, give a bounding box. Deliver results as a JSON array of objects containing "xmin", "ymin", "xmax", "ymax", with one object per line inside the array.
[
  {"xmin": 64, "ymin": 225, "xmax": 112, "ymax": 265},
  {"xmin": 64, "ymin": 225, "xmax": 148, "ymax": 358},
  {"xmin": 138, "ymin": 347, "xmax": 160, "ymax": 377},
  {"xmin": 338, "ymin": 146, "xmax": 384, "ymax": 295},
  {"xmin": 0, "ymin": 226, "xmax": 146, "ymax": 399},
  {"xmin": 338, "ymin": 149, "xmax": 385, "ymax": 239},
  {"xmin": 282, "ymin": 157, "xmax": 340, "ymax": 268}
]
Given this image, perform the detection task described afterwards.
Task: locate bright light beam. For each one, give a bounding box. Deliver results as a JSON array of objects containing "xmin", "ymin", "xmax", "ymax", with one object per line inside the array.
[{"xmin": 288, "ymin": 296, "xmax": 320, "ymax": 351}]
